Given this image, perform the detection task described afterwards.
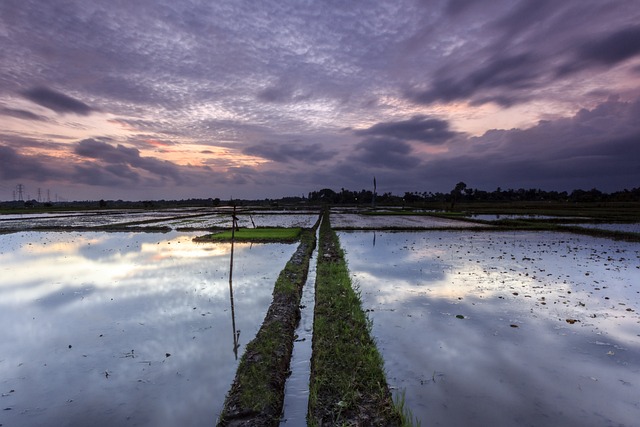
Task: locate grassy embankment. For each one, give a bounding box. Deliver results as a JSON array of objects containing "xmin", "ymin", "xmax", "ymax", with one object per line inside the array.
[
  {"xmin": 308, "ymin": 212, "xmax": 407, "ymax": 426},
  {"xmin": 217, "ymin": 221, "xmax": 319, "ymax": 426}
]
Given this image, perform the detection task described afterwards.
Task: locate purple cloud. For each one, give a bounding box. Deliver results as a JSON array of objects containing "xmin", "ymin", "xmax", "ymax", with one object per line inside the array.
[
  {"xmin": 21, "ymin": 87, "xmax": 93, "ymax": 115},
  {"xmin": 0, "ymin": 107, "xmax": 47, "ymax": 121},
  {"xmin": 355, "ymin": 115, "xmax": 459, "ymax": 144},
  {"xmin": 0, "ymin": 145, "xmax": 62, "ymax": 181},
  {"xmin": 354, "ymin": 138, "xmax": 421, "ymax": 170},
  {"xmin": 74, "ymin": 139, "xmax": 185, "ymax": 184},
  {"xmin": 242, "ymin": 141, "xmax": 335, "ymax": 163}
]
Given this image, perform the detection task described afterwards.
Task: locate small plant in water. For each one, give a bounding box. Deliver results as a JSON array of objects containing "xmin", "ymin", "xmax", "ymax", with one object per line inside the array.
[{"xmin": 394, "ymin": 389, "xmax": 422, "ymax": 427}]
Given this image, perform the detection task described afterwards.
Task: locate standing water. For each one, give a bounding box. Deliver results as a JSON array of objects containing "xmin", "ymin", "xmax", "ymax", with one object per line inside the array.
[
  {"xmin": 0, "ymin": 231, "xmax": 297, "ymax": 426},
  {"xmin": 279, "ymin": 228, "xmax": 319, "ymax": 425},
  {"xmin": 339, "ymin": 230, "xmax": 640, "ymax": 427}
]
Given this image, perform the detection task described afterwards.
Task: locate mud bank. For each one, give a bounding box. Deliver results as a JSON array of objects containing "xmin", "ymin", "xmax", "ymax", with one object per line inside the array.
[{"xmin": 217, "ymin": 220, "xmax": 320, "ymax": 426}]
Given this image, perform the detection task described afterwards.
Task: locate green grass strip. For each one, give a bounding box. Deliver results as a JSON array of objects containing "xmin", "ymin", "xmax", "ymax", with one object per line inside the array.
[
  {"xmin": 196, "ymin": 227, "xmax": 302, "ymax": 243},
  {"xmin": 217, "ymin": 224, "xmax": 318, "ymax": 426},
  {"xmin": 308, "ymin": 211, "xmax": 403, "ymax": 426}
]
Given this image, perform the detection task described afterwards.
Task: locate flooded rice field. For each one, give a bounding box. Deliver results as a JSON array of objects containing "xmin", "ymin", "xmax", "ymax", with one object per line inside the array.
[
  {"xmin": 159, "ymin": 212, "xmax": 319, "ymax": 230},
  {"xmin": 2, "ymin": 209, "xmax": 638, "ymax": 426},
  {"xmin": 331, "ymin": 213, "xmax": 490, "ymax": 229},
  {"xmin": 0, "ymin": 231, "xmax": 297, "ymax": 426},
  {"xmin": 339, "ymin": 231, "xmax": 640, "ymax": 427},
  {"xmin": 0, "ymin": 209, "xmax": 319, "ymax": 232}
]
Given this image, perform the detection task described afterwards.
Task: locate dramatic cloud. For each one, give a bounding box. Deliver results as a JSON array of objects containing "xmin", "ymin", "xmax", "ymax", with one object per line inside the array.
[
  {"xmin": 354, "ymin": 138, "xmax": 421, "ymax": 170},
  {"xmin": 577, "ymin": 25, "xmax": 640, "ymax": 66},
  {"xmin": 0, "ymin": 107, "xmax": 47, "ymax": 121},
  {"xmin": 74, "ymin": 139, "xmax": 185, "ymax": 184},
  {"xmin": 407, "ymin": 53, "xmax": 543, "ymax": 107},
  {"xmin": 243, "ymin": 141, "xmax": 335, "ymax": 163},
  {"xmin": 355, "ymin": 116, "xmax": 459, "ymax": 145},
  {"xmin": 0, "ymin": 145, "xmax": 63, "ymax": 181},
  {"xmin": 558, "ymin": 25, "xmax": 640, "ymax": 76},
  {"xmin": 21, "ymin": 87, "xmax": 93, "ymax": 115},
  {"xmin": 0, "ymin": 0, "xmax": 638, "ymax": 200},
  {"xmin": 415, "ymin": 96, "xmax": 640, "ymax": 192}
]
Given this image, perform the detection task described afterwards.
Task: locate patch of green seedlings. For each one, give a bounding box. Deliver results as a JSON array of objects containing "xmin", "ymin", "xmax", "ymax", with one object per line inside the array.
[
  {"xmin": 308, "ymin": 212, "xmax": 405, "ymax": 426},
  {"xmin": 196, "ymin": 227, "xmax": 302, "ymax": 243},
  {"xmin": 217, "ymin": 225, "xmax": 318, "ymax": 426}
]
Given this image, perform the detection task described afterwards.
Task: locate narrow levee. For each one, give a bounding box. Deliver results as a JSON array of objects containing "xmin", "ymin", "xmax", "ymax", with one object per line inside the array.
[
  {"xmin": 279, "ymin": 226, "xmax": 320, "ymax": 425},
  {"xmin": 217, "ymin": 217, "xmax": 320, "ymax": 426},
  {"xmin": 307, "ymin": 210, "xmax": 403, "ymax": 426}
]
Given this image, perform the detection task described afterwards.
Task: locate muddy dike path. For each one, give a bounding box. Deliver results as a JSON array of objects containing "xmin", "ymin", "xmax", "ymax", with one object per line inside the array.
[
  {"xmin": 218, "ymin": 212, "xmax": 402, "ymax": 426},
  {"xmin": 217, "ymin": 219, "xmax": 319, "ymax": 426}
]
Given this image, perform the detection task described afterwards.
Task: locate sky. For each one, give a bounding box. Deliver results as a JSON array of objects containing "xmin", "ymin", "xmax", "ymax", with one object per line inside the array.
[{"xmin": 1, "ymin": 0, "xmax": 639, "ymax": 201}]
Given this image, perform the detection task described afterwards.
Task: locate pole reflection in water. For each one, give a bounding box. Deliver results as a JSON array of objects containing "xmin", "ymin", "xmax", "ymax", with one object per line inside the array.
[{"xmin": 229, "ymin": 205, "xmax": 240, "ymax": 359}]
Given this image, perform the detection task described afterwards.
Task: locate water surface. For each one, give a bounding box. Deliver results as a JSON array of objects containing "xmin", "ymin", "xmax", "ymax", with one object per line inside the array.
[
  {"xmin": 0, "ymin": 231, "xmax": 296, "ymax": 426},
  {"xmin": 339, "ymin": 231, "xmax": 640, "ymax": 427}
]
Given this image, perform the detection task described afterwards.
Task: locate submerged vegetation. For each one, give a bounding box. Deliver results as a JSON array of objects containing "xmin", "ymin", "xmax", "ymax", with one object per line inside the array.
[{"xmin": 308, "ymin": 211, "xmax": 402, "ymax": 426}]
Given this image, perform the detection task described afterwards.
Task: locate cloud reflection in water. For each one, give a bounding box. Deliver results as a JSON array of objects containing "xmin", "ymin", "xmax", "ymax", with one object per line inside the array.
[
  {"xmin": 339, "ymin": 230, "xmax": 640, "ymax": 427},
  {"xmin": 0, "ymin": 231, "xmax": 296, "ymax": 426}
]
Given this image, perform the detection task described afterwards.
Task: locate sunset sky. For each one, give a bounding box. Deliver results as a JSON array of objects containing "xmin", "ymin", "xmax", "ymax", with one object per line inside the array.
[{"xmin": 1, "ymin": 0, "xmax": 639, "ymax": 201}]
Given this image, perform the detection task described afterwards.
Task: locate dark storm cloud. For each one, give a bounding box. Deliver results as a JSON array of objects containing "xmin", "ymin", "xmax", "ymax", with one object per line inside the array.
[
  {"xmin": 74, "ymin": 139, "xmax": 184, "ymax": 184},
  {"xmin": 0, "ymin": 107, "xmax": 47, "ymax": 121},
  {"xmin": 406, "ymin": 52, "xmax": 543, "ymax": 107},
  {"xmin": 419, "ymin": 96, "xmax": 640, "ymax": 191},
  {"xmin": 320, "ymin": 96, "xmax": 640, "ymax": 194},
  {"xmin": 355, "ymin": 116, "xmax": 459, "ymax": 145},
  {"xmin": 406, "ymin": 1, "xmax": 640, "ymax": 108},
  {"xmin": 354, "ymin": 138, "xmax": 420, "ymax": 170},
  {"xmin": 242, "ymin": 141, "xmax": 335, "ymax": 163},
  {"xmin": 558, "ymin": 25, "xmax": 640, "ymax": 76},
  {"xmin": 21, "ymin": 87, "xmax": 93, "ymax": 115},
  {"xmin": 577, "ymin": 25, "xmax": 640, "ymax": 65},
  {"xmin": 0, "ymin": 145, "xmax": 62, "ymax": 180},
  {"xmin": 72, "ymin": 163, "xmax": 141, "ymax": 187}
]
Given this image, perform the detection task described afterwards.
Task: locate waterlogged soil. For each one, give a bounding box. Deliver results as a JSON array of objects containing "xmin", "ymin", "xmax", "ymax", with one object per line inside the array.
[
  {"xmin": 0, "ymin": 231, "xmax": 297, "ymax": 426},
  {"xmin": 338, "ymin": 230, "xmax": 640, "ymax": 427}
]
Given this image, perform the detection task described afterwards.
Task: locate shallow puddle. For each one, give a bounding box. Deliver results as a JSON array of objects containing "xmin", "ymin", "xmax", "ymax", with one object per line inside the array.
[
  {"xmin": 279, "ymin": 233, "xmax": 318, "ymax": 425},
  {"xmin": 0, "ymin": 231, "xmax": 297, "ymax": 426},
  {"xmin": 339, "ymin": 231, "xmax": 640, "ymax": 427}
]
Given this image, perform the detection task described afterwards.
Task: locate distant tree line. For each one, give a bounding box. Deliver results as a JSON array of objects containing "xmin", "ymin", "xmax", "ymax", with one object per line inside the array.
[
  {"xmin": 308, "ymin": 184, "xmax": 640, "ymax": 205},
  {"xmin": 2, "ymin": 184, "xmax": 638, "ymax": 210}
]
